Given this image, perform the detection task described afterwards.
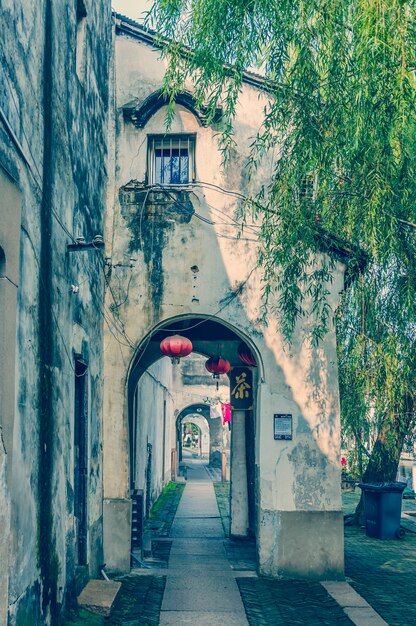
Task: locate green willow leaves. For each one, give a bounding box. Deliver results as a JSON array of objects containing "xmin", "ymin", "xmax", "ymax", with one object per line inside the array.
[{"xmin": 148, "ymin": 0, "xmax": 416, "ymax": 474}]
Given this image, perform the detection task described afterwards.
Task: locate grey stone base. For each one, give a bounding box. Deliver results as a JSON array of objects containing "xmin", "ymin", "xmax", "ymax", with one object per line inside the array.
[
  {"xmin": 88, "ymin": 515, "xmax": 104, "ymax": 578},
  {"xmin": 258, "ymin": 510, "xmax": 344, "ymax": 580},
  {"xmin": 210, "ymin": 451, "xmax": 222, "ymax": 467},
  {"xmin": 103, "ymin": 498, "xmax": 132, "ymax": 574}
]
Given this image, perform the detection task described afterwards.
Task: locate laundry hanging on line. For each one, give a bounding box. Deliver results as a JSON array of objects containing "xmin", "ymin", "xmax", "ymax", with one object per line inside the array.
[{"xmin": 221, "ymin": 403, "xmax": 231, "ymax": 425}]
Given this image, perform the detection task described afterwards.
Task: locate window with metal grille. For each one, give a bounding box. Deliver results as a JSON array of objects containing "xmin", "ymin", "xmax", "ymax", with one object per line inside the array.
[{"xmin": 147, "ymin": 134, "xmax": 196, "ymax": 185}]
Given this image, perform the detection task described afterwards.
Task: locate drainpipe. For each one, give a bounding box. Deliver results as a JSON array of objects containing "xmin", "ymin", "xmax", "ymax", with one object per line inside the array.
[{"xmin": 38, "ymin": 0, "xmax": 59, "ymax": 621}]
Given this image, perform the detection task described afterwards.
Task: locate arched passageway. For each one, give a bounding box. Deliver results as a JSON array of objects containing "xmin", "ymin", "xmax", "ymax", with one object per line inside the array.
[
  {"xmin": 176, "ymin": 403, "xmax": 223, "ymax": 468},
  {"xmin": 125, "ymin": 315, "xmax": 259, "ymax": 564},
  {"xmin": 103, "ymin": 290, "xmax": 345, "ymax": 580},
  {"xmin": 181, "ymin": 420, "xmax": 207, "ymax": 457}
]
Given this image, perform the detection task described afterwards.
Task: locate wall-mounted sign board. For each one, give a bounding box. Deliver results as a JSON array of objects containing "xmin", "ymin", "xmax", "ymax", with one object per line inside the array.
[
  {"xmin": 274, "ymin": 414, "xmax": 292, "ymax": 440},
  {"xmin": 229, "ymin": 367, "xmax": 253, "ymax": 410}
]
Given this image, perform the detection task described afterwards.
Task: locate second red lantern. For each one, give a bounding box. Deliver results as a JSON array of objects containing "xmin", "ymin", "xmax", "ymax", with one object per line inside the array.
[{"xmin": 205, "ymin": 356, "xmax": 231, "ymax": 389}]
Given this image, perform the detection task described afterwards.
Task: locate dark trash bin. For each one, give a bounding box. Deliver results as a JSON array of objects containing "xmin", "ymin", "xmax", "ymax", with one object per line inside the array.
[{"xmin": 359, "ymin": 482, "xmax": 407, "ymax": 539}]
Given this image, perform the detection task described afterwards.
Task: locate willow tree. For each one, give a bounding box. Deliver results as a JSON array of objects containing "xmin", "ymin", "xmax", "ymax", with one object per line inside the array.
[{"xmin": 148, "ymin": 1, "xmax": 416, "ymax": 508}]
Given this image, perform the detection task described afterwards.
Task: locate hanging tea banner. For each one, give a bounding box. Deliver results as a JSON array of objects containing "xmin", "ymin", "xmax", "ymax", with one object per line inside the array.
[{"xmin": 229, "ymin": 367, "xmax": 253, "ymax": 410}]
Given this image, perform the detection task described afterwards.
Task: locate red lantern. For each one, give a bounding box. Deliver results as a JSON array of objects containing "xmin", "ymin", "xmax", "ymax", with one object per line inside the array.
[
  {"xmin": 237, "ymin": 342, "xmax": 257, "ymax": 367},
  {"xmin": 205, "ymin": 356, "xmax": 231, "ymax": 389},
  {"xmin": 160, "ymin": 334, "xmax": 193, "ymax": 364}
]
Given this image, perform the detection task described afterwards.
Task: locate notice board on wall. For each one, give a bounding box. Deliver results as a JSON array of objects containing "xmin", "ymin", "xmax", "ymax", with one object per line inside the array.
[{"xmin": 274, "ymin": 414, "xmax": 293, "ymax": 440}]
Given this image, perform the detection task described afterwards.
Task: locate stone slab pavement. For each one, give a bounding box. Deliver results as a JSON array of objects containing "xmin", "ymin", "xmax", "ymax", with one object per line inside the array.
[
  {"xmin": 158, "ymin": 457, "xmax": 390, "ymax": 626},
  {"xmin": 127, "ymin": 457, "xmax": 414, "ymax": 626},
  {"xmin": 344, "ymin": 524, "xmax": 416, "ymax": 626},
  {"xmin": 323, "ymin": 582, "xmax": 388, "ymax": 626},
  {"xmin": 159, "ymin": 456, "xmax": 250, "ymax": 626}
]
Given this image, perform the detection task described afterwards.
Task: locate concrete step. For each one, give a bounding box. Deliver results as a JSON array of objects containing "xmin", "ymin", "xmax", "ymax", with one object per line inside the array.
[{"xmin": 77, "ymin": 579, "xmax": 122, "ymax": 617}]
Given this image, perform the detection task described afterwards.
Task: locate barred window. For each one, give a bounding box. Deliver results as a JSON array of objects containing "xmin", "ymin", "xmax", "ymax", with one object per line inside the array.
[{"xmin": 147, "ymin": 135, "xmax": 196, "ymax": 185}]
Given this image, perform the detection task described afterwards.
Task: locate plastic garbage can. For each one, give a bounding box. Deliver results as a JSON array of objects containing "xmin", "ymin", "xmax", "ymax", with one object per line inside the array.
[{"xmin": 359, "ymin": 482, "xmax": 407, "ymax": 539}]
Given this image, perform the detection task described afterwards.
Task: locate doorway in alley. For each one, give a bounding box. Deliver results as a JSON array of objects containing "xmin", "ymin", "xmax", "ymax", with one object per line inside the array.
[
  {"xmin": 127, "ymin": 315, "xmax": 260, "ymax": 559},
  {"xmin": 74, "ymin": 356, "xmax": 88, "ymax": 566}
]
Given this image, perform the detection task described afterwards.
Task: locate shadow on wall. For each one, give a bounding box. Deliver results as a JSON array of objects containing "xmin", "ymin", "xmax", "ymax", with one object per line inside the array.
[{"xmin": 102, "ymin": 80, "xmax": 347, "ymax": 577}]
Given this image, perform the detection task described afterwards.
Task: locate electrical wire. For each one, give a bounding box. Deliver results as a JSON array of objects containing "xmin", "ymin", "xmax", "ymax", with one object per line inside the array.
[
  {"xmin": 139, "ymin": 187, "xmax": 151, "ymax": 250},
  {"xmin": 110, "ymin": 272, "xmax": 134, "ymax": 309},
  {"xmin": 203, "ymin": 200, "xmax": 261, "ymax": 234},
  {"xmin": 96, "ymin": 254, "xmax": 136, "ymax": 347},
  {"xmin": 20, "ymin": 224, "xmax": 86, "ymax": 376},
  {"xmin": 136, "ymin": 183, "xmax": 259, "ymax": 237},
  {"xmin": 163, "ymin": 180, "xmax": 247, "ymax": 201},
  {"xmin": 0, "ymin": 52, "xmax": 78, "ymax": 244},
  {"xmin": 155, "ymin": 186, "xmax": 259, "ymax": 242},
  {"xmin": 79, "ymin": 251, "xmax": 135, "ymax": 349},
  {"xmin": 157, "ymin": 265, "xmax": 257, "ymax": 333},
  {"xmin": 143, "ymin": 369, "xmax": 174, "ymax": 398}
]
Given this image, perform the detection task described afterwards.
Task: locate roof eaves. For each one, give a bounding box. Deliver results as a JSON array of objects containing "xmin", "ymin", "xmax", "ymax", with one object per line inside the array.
[{"xmin": 113, "ymin": 12, "xmax": 270, "ymax": 91}]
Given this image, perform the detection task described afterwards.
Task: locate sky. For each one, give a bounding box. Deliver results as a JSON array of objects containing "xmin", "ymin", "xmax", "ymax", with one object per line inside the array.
[{"xmin": 112, "ymin": 0, "xmax": 151, "ymax": 21}]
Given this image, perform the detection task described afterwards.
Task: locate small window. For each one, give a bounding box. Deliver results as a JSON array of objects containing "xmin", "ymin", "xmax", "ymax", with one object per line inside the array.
[{"xmin": 147, "ymin": 135, "xmax": 196, "ymax": 185}]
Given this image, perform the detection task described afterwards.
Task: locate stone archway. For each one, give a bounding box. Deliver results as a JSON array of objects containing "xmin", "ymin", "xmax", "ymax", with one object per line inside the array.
[
  {"xmin": 181, "ymin": 417, "xmax": 207, "ymax": 457},
  {"xmin": 103, "ymin": 314, "xmax": 261, "ymax": 572},
  {"xmin": 103, "ymin": 296, "xmax": 346, "ymax": 581},
  {"xmin": 176, "ymin": 403, "xmax": 223, "ymax": 468}
]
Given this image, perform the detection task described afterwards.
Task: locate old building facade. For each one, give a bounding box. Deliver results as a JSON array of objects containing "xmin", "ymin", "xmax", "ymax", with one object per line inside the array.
[
  {"xmin": 1, "ymin": 6, "xmax": 348, "ymax": 624},
  {"xmin": 0, "ymin": 0, "xmax": 111, "ymax": 623},
  {"xmin": 102, "ymin": 14, "xmax": 347, "ymax": 581}
]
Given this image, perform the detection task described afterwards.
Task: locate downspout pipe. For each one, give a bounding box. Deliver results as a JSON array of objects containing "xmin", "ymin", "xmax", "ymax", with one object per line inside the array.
[{"xmin": 38, "ymin": 0, "xmax": 60, "ymax": 621}]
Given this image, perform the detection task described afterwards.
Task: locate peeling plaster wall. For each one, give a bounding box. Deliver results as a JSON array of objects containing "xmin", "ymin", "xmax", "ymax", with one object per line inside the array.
[
  {"xmin": 132, "ymin": 359, "xmax": 174, "ymax": 502},
  {"xmin": 0, "ymin": 1, "xmax": 111, "ymax": 622},
  {"xmin": 103, "ymin": 23, "xmax": 346, "ymax": 579}
]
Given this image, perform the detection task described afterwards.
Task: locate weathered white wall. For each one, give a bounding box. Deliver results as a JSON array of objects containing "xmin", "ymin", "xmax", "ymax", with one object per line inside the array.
[
  {"xmin": 0, "ymin": 167, "xmax": 21, "ymax": 626},
  {"xmin": 132, "ymin": 359, "xmax": 174, "ymax": 500},
  {"xmin": 103, "ymin": 18, "xmax": 346, "ymax": 579},
  {"xmin": 0, "ymin": 1, "xmax": 112, "ymax": 622}
]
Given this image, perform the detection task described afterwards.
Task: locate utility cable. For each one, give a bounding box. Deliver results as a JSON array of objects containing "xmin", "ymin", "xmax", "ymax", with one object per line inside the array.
[
  {"xmin": 156, "ymin": 265, "xmax": 257, "ymax": 333},
  {"xmin": 0, "ymin": 51, "xmax": 78, "ymax": 244},
  {"xmin": 20, "ymin": 224, "xmax": 87, "ymax": 376},
  {"xmin": 156, "ymin": 186, "xmax": 259, "ymax": 242}
]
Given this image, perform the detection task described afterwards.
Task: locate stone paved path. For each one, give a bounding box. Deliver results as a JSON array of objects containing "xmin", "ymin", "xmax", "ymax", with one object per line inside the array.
[
  {"xmin": 159, "ymin": 456, "xmax": 251, "ymax": 625},
  {"xmin": 160, "ymin": 458, "xmax": 390, "ymax": 626},
  {"xmin": 344, "ymin": 525, "xmax": 416, "ymax": 626}
]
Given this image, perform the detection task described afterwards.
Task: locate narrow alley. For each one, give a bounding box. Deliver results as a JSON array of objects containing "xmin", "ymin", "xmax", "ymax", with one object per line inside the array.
[
  {"xmin": 99, "ymin": 454, "xmax": 393, "ymax": 626},
  {"xmin": 3, "ymin": 4, "xmax": 416, "ymax": 625},
  {"xmin": 159, "ymin": 454, "xmax": 251, "ymax": 625}
]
